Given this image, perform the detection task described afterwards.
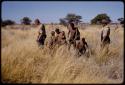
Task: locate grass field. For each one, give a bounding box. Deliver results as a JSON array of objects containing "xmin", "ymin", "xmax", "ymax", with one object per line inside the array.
[{"xmin": 1, "ymin": 24, "xmax": 124, "ymax": 83}]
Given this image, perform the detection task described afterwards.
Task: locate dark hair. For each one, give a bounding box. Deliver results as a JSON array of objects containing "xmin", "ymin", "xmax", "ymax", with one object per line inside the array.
[
  {"xmin": 82, "ymin": 37, "xmax": 85, "ymax": 42},
  {"xmin": 35, "ymin": 19, "xmax": 41, "ymax": 25},
  {"xmin": 55, "ymin": 28, "xmax": 60, "ymax": 33},
  {"xmin": 101, "ymin": 19, "xmax": 109, "ymax": 25}
]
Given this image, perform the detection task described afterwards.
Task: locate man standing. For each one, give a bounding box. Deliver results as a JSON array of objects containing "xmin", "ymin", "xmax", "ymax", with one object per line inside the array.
[
  {"xmin": 37, "ymin": 24, "xmax": 47, "ymax": 47},
  {"xmin": 67, "ymin": 22, "xmax": 80, "ymax": 49},
  {"xmin": 101, "ymin": 19, "xmax": 110, "ymax": 49}
]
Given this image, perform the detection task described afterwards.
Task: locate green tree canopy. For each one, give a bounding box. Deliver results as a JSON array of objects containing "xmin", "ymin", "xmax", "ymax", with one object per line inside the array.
[
  {"xmin": 59, "ymin": 13, "xmax": 82, "ymax": 26},
  {"xmin": 91, "ymin": 13, "xmax": 111, "ymax": 24},
  {"xmin": 20, "ymin": 17, "xmax": 32, "ymax": 25},
  {"xmin": 117, "ymin": 18, "xmax": 124, "ymax": 24}
]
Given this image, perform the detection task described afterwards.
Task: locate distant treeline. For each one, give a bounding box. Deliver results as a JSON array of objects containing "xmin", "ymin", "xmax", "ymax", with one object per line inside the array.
[{"xmin": 1, "ymin": 13, "xmax": 124, "ymax": 27}]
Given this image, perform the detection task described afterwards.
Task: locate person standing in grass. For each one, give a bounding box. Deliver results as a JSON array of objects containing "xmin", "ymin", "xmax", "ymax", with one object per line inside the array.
[
  {"xmin": 55, "ymin": 28, "xmax": 61, "ymax": 44},
  {"xmin": 101, "ymin": 19, "xmax": 111, "ymax": 49},
  {"xmin": 67, "ymin": 22, "xmax": 80, "ymax": 49},
  {"xmin": 37, "ymin": 24, "xmax": 47, "ymax": 47},
  {"xmin": 58, "ymin": 31, "xmax": 67, "ymax": 45},
  {"xmin": 74, "ymin": 37, "xmax": 88, "ymax": 56},
  {"xmin": 48, "ymin": 31, "xmax": 56, "ymax": 49},
  {"xmin": 54, "ymin": 29, "xmax": 67, "ymax": 46}
]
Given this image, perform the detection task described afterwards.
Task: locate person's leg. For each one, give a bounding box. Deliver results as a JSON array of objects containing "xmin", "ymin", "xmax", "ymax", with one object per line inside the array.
[
  {"xmin": 101, "ymin": 37, "xmax": 108, "ymax": 50},
  {"xmin": 68, "ymin": 39, "xmax": 72, "ymax": 50},
  {"xmin": 103, "ymin": 36, "xmax": 110, "ymax": 53},
  {"xmin": 40, "ymin": 39, "xmax": 44, "ymax": 45},
  {"xmin": 79, "ymin": 49, "xmax": 83, "ymax": 55},
  {"xmin": 83, "ymin": 48, "xmax": 86, "ymax": 54},
  {"xmin": 76, "ymin": 49, "xmax": 81, "ymax": 57},
  {"xmin": 38, "ymin": 42, "xmax": 41, "ymax": 47},
  {"xmin": 38, "ymin": 39, "xmax": 44, "ymax": 48},
  {"xmin": 73, "ymin": 40, "xmax": 76, "ymax": 49},
  {"xmin": 37, "ymin": 39, "xmax": 42, "ymax": 47}
]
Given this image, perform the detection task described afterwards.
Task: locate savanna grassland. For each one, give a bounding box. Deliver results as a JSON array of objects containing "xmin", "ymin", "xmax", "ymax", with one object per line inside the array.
[{"xmin": 1, "ymin": 24, "xmax": 124, "ymax": 84}]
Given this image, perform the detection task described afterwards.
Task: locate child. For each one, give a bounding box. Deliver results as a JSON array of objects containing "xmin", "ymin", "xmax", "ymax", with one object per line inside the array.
[
  {"xmin": 59, "ymin": 31, "xmax": 67, "ymax": 45},
  {"xmin": 48, "ymin": 31, "xmax": 56, "ymax": 49},
  {"xmin": 74, "ymin": 37, "xmax": 88, "ymax": 56}
]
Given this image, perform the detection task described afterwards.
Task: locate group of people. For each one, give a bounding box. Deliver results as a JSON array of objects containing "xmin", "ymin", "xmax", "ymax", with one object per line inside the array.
[{"xmin": 36, "ymin": 19, "xmax": 111, "ymax": 56}]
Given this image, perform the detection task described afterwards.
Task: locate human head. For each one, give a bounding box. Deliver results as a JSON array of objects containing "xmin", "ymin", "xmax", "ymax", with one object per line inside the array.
[
  {"xmin": 35, "ymin": 19, "xmax": 41, "ymax": 25},
  {"xmin": 101, "ymin": 19, "xmax": 109, "ymax": 26},
  {"xmin": 51, "ymin": 31, "xmax": 55, "ymax": 36},
  {"xmin": 82, "ymin": 37, "xmax": 85, "ymax": 42},
  {"xmin": 55, "ymin": 28, "xmax": 60, "ymax": 34},
  {"xmin": 69, "ymin": 22, "xmax": 75, "ymax": 28}
]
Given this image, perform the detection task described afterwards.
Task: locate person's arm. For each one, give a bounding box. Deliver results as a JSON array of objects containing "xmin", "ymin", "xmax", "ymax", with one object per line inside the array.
[
  {"xmin": 68, "ymin": 30, "xmax": 70, "ymax": 38},
  {"xmin": 67, "ymin": 24, "xmax": 70, "ymax": 38},
  {"xmin": 37, "ymin": 32, "xmax": 40, "ymax": 41},
  {"xmin": 75, "ymin": 41, "xmax": 79, "ymax": 49},
  {"xmin": 107, "ymin": 27, "xmax": 110, "ymax": 36},
  {"xmin": 37, "ymin": 29, "xmax": 42, "ymax": 41},
  {"xmin": 74, "ymin": 28, "xmax": 78, "ymax": 40},
  {"xmin": 85, "ymin": 42, "xmax": 88, "ymax": 48},
  {"xmin": 62, "ymin": 35, "xmax": 66, "ymax": 39},
  {"xmin": 55, "ymin": 35, "xmax": 58, "ymax": 43},
  {"xmin": 101, "ymin": 30, "xmax": 103, "ymax": 42}
]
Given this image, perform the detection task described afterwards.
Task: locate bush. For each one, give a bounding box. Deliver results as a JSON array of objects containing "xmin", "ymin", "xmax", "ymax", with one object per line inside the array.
[{"xmin": 1, "ymin": 20, "xmax": 15, "ymax": 27}]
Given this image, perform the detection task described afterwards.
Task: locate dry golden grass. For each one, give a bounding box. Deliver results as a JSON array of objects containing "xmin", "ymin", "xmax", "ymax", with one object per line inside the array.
[{"xmin": 1, "ymin": 24, "xmax": 124, "ymax": 84}]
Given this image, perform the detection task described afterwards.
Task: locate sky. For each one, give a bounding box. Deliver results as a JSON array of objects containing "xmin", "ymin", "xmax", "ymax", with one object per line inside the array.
[{"xmin": 2, "ymin": 1, "xmax": 124, "ymax": 23}]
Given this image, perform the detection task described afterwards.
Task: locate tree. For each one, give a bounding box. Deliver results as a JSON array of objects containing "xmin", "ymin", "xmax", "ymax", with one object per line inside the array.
[
  {"xmin": 1, "ymin": 19, "xmax": 15, "ymax": 27},
  {"xmin": 91, "ymin": 13, "xmax": 111, "ymax": 24},
  {"xmin": 59, "ymin": 18, "xmax": 67, "ymax": 26},
  {"xmin": 20, "ymin": 17, "xmax": 32, "ymax": 25},
  {"xmin": 59, "ymin": 13, "xmax": 82, "ymax": 26},
  {"xmin": 65, "ymin": 13, "xmax": 82, "ymax": 24},
  {"xmin": 75, "ymin": 15, "xmax": 82, "ymax": 24},
  {"xmin": 117, "ymin": 18, "xmax": 124, "ymax": 27},
  {"xmin": 117, "ymin": 18, "xmax": 124, "ymax": 24}
]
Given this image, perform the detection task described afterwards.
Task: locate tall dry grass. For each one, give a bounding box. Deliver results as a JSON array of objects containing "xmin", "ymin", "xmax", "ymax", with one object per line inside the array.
[{"xmin": 1, "ymin": 24, "xmax": 124, "ymax": 83}]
